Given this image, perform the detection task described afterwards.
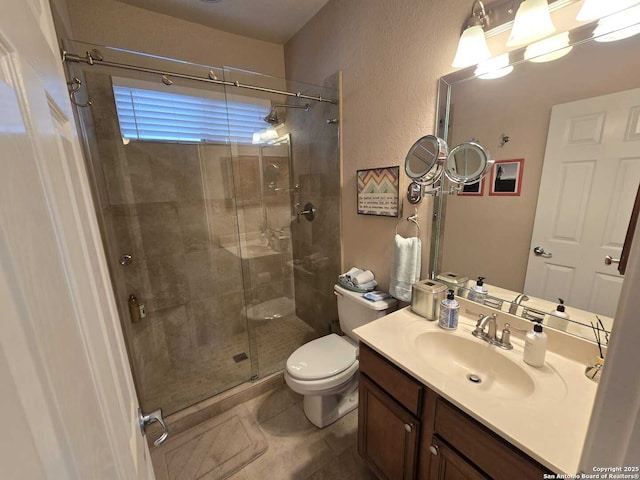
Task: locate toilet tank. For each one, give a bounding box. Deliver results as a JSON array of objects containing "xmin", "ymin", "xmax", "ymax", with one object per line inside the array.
[{"xmin": 334, "ymin": 284, "xmax": 397, "ymax": 338}]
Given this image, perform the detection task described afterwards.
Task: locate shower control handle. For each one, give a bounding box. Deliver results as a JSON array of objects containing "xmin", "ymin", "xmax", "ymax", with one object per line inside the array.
[
  {"xmin": 296, "ymin": 202, "xmax": 315, "ymax": 222},
  {"xmin": 138, "ymin": 408, "xmax": 169, "ymax": 446}
]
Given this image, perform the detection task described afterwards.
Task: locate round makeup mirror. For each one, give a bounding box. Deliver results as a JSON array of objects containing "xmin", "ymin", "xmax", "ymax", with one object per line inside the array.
[
  {"xmin": 444, "ymin": 141, "xmax": 492, "ymax": 185},
  {"xmin": 404, "ymin": 135, "xmax": 449, "ymax": 186}
]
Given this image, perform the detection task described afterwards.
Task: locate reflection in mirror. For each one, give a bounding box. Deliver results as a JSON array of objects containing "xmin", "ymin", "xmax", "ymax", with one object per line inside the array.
[
  {"xmin": 444, "ymin": 141, "xmax": 492, "ymax": 185},
  {"xmin": 435, "ymin": 17, "xmax": 640, "ymax": 341},
  {"xmin": 453, "ymin": 283, "xmax": 611, "ymax": 345}
]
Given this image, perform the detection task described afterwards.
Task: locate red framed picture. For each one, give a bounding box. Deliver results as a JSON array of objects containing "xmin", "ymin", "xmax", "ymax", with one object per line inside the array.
[
  {"xmin": 490, "ymin": 159, "xmax": 524, "ymax": 196},
  {"xmin": 458, "ymin": 177, "xmax": 486, "ymax": 196}
]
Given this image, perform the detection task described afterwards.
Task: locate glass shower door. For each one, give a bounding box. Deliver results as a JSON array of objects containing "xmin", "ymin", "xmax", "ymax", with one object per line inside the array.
[
  {"xmin": 223, "ymin": 67, "xmax": 340, "ymax": 379},
  {"xmin": 68, "ymin": 44, "xmax": 255, "ymax": 416}
]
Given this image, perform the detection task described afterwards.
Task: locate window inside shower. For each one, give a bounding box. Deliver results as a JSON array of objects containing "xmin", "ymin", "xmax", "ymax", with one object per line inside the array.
[{"xmin": 67, "ymin": 42, "xmax": 340, "ymax": 417}]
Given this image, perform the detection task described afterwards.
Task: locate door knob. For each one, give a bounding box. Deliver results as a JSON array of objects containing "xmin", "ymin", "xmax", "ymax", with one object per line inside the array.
[
  {"xmin": 604, "ymin": 255, "xmax": 620, "ymax": 265},
  {"xmin": 533, "ymin": 246, "xmax": 552, "ymax": 258},
  {"xmin": 138, "ymin": 408, "xmax": 169, "ymax": 446},
  {"xmin": 429, "ymin": 445, "xmax": 439, "ymax": 456}
]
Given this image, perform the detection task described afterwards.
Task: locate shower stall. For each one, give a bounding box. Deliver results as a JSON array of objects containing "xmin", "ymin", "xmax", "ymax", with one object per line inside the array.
[{"xmin": 64, "ymin": 42, "xmax": 341, "ymax": 416}]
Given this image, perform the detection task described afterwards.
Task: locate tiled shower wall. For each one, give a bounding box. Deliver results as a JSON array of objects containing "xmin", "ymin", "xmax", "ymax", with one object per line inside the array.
[{"xmin": 286, "ymin": 75, "xmax": 342, "ymax": 334}]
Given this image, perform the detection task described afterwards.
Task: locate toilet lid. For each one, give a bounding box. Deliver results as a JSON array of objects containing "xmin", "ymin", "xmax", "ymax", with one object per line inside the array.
[{"xmin": 286, "ymin": 334, "xmax": 357, "ymax": 381}]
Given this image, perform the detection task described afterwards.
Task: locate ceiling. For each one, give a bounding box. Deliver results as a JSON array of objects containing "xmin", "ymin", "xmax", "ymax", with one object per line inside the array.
[{"xmin": 117, "ymin": 0, "xmax": 331, "ymax": 44}]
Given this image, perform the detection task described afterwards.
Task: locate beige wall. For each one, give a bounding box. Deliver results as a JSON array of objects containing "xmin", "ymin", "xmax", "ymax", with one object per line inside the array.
[
  {"xmin": 285, "ymin": 0, "xmax": 472, "ymax": 291},
  {"xmin": 62, "ymin": 0, "xmax": 285, "ymax": 78},
  {"xmin": 441, "ymin": 35, "xmax": 640, "ymax": 291}
]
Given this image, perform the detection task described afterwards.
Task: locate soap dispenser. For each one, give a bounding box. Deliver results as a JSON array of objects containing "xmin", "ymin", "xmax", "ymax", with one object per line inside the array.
[
  {"xmin": 523, "ymin": 322, "xmax": 548, "ymax": 367},
  {"xmin": 468, "ymin": 276, "xmax": 488, "ymax": 304},
  {"xmin": 546, "ymin": 298, "xmax": 569, "ymax": 332},
  {"xmin": 438, "ymin": 290, "xmax": 460, "ymax": 330}
]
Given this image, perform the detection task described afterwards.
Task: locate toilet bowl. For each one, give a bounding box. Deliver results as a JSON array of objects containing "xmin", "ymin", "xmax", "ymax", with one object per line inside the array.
[{"xmin": 284, "ymin": 284, "xmax": 396, "ymax": 428}]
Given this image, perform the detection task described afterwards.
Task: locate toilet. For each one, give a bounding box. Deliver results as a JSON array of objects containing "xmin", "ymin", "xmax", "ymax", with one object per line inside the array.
[{"xmin": 284, "ymin": 284, "xmax": 397, "ymax": 428}]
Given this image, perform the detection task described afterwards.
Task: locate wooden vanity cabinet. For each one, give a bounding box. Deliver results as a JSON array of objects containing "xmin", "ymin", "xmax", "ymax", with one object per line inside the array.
[
  {"xmin": 358, "ymin": 341, "xmax": 423, "ymax": 479},
  {"xmin": 358, "ymin": 343, "xmax": 551, "ymax": 480},
  {"xmin": 428, "ymin": 437, "xmax": 489, "ymax": 480}
]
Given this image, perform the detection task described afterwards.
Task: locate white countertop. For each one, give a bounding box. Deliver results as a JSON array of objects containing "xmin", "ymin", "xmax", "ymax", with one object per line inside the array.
[{"xmin": 353, "ymin": 306, "xmax": 599, "ymax": 475}]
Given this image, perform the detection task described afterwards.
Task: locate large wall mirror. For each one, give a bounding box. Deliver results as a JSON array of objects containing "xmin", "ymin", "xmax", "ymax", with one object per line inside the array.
[{"xmin": 435, "ymin": 16, "xmax": 640, "ymax": 342}]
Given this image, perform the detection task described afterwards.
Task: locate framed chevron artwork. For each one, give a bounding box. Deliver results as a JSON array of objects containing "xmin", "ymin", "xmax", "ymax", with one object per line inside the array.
[{"xmin": 357, "ymin": 166, "xmax": 400, "ymax": 217}]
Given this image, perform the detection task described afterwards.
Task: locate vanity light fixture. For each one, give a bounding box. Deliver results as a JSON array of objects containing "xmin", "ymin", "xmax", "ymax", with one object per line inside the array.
[
  {"xmin": 507, "ymin": 0, "xmax": 556, "ymax": 47},
  {"xmin": 576, "ymin": 0, "xmax": 640, "ymax": 21},
  {"xmin": 452, "ymin": 0, "xmax": 492, "ymax": 68},
  {"xmin": 524, "ymin": 32, "xmax": 572, "ymax": 62},
  {"xmin": 593, "ymin": 5, "xmax": 640, "ymax": 42},
  {"xmin": 475, "ymin": 53, "xmax": 513, "ymax": 79}
]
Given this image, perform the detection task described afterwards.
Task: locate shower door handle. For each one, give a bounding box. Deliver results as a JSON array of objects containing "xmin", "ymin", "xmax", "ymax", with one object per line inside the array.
[{"xmin": 138, "ymin": 407, "xmax": 169, "ymax": 446}]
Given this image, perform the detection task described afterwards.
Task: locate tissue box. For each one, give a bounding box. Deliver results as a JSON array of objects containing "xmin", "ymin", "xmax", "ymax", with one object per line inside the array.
[
  {"xmin": 411, "ymin": 280, "xmax": 447, "ymax": 321},
  {"xmin": 436, "ymin": 272, "xmax": 469, "ymax": 297}
]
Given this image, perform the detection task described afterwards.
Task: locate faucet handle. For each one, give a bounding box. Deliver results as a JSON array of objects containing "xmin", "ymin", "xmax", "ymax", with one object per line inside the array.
[
  {"xmin": 473, "ymin": 314, "xmax": 486, "ymax": 338},
  {"xmin": 499, "ymin": 323, "xmax": 513, "ymax": 350}
]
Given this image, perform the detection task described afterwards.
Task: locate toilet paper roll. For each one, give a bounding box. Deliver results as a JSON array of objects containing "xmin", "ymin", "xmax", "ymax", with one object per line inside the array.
[{"xmin": 352, "ymin": 270, "xmax": 375, "ymax": 286}]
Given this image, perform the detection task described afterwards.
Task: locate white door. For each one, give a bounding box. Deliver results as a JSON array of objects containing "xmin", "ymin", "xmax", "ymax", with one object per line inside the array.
[
  {"xmin": 524, "ymin": 88, "xmax": 640, "ymax": 316},
  {"xmin": 0, "ymin": 1, "xmax": 155, "ymax": 479}
]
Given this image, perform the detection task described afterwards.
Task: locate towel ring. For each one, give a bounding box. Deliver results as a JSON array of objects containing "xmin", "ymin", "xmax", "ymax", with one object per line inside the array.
[{"xmin": 395, "ymin": 214, "xmax": 420, "ymax": 237}]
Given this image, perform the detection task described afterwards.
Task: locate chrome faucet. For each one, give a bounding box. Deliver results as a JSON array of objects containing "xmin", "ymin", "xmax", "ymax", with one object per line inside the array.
[
  {"xmin": 472, "ymin": 313, "xmax": 513, "ymax": 350},
  {"xmin": 508, "ymin": 293, "xmax": 529, "ymax": 314}
]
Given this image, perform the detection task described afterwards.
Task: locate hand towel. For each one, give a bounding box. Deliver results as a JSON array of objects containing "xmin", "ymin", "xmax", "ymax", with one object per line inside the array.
[
  {"xmin": 357, "ymin": 279, "xmax": 378, "ymax": 291},
  {"xmin": 352, "ymin": 270, "xmax": 375, "ymax": 286},
  {"xmin": 389, "ymin": 234, "xmax": 422, "ymax": 302},
  {"xmin": 344, "ymin": 267, "xmax": 363, "ymax": 281}
]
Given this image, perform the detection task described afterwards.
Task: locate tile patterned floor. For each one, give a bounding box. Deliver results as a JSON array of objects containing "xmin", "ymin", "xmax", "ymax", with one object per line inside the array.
[{"xmin": 151, "ymin": 383, "xmax": 376, "ymax": 480}]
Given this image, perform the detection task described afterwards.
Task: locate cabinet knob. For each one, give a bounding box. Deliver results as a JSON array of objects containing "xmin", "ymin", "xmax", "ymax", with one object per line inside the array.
[
  {"xmin": 429, "ymin": 445, "xmax": 439, "ymax": 456},
  {"xmin": 404, "ymin": 423, "xmax": 413, "ymax": 433}
]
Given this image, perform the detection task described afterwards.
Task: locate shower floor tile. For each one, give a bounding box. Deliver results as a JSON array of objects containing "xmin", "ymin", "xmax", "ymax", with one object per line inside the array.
[{"xmin": 141, "ymin": 314, "xmax": 319, "ymax": 416}]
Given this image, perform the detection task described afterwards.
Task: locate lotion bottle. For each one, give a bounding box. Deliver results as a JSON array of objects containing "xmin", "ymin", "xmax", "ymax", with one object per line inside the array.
[
  {"xmin": 546, "ymin": 298, "xmax": 569, "ymax": 332},
  {"xmin": 523, "ymin": 323, "xmax": 548, "ymax": 367},
  {"xmin": 468, "ymin": 276, "xmax": 488, "ymax": 304},
  {"xmin": 438, "ymin": 290, "xmax": 460, "ymax": 330}
]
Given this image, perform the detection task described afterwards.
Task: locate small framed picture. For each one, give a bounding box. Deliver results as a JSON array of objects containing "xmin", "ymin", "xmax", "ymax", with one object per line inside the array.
[
  {"xmin": 458, "ymin": 177, "xmax": 486, "ymax": 196},
  {"xmin": 490, "ymin": 159, "xmax": 524, "ymax": 196},
  {"xmin": 357, "ymin": 166, "xmax": 400, "ymax": 217}
]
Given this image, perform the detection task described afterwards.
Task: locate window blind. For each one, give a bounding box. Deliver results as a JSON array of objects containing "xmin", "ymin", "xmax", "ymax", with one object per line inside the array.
[{"xmin": 113, "ymin": 84, "xmax": 270, "ymax": 145}]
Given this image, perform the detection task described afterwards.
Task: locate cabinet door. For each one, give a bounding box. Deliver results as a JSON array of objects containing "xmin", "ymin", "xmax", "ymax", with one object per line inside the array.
[
  {"xmin": 428, "ymin": 437, "xmax": 489, "ymax": 480},
  {"xmin": 359, "ymin": 374, "xmax": 420, "ymax": 479}
]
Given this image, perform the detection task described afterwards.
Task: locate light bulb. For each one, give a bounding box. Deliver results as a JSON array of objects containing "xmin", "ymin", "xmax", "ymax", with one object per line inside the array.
[
  {"xmin": 475, "ymin": 54, "xmax": 514, "ymax": 79},
  {"xmin": 507, "ymin": 0, "xmax": 556, "ymax": 47},
  {"xmin": 577, "ymin": 0, "xmax": 640, "ymax": 22},
  {"xmin": 594, "ymin": 5, "xmax": 640, "ymax": 42},
  {"xmin": 525, "ymin": 32, "xmax": 573, "ymax": 63},
  {"xmin": 452, "ymin": 25, "xmax": 491, "ymax": 68}
]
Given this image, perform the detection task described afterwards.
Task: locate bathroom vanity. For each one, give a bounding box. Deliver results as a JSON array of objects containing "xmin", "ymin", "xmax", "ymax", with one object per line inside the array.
[
  {"xmin": 358, "ymin": 343, "xmax": 547, "ymax": 480},
  {"xmin": 354, "ymin": 306, "xmax": 598, "ymax": 480}
]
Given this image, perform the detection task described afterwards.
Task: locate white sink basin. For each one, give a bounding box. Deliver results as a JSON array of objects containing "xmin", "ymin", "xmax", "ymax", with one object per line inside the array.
[{"xmin": 414, "ymin": 331, "xmax": 566, "ymax": 401}]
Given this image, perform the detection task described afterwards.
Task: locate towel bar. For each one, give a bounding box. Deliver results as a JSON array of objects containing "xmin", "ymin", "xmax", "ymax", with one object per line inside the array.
[{"xmin": 395, "ymin": 214, "xmax": 420, "ymax": 237}]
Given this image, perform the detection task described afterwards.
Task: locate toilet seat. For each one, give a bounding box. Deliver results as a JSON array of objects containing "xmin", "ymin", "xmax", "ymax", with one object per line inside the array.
[
  {"xmin": 286, "ymin": 334, "xmax": 357, "ymax": 381},
  {"xmin": 285, "ymin": 361, "xmax": 359, "ymax": 394}
]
